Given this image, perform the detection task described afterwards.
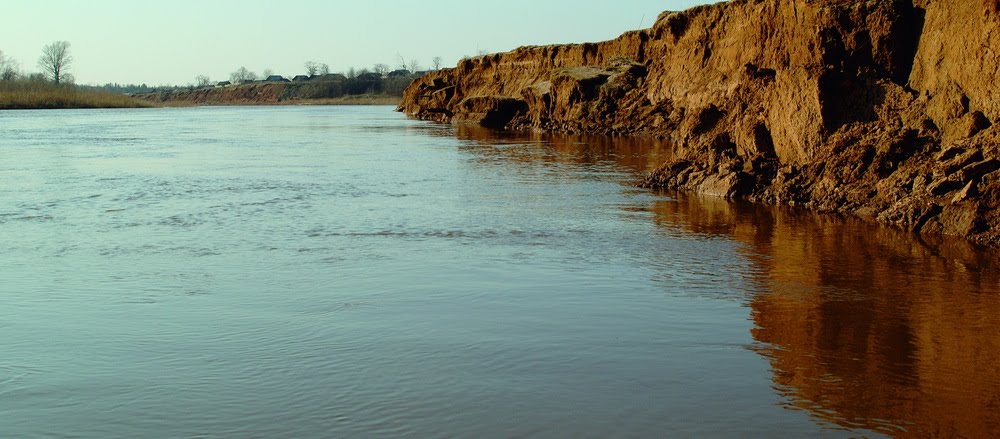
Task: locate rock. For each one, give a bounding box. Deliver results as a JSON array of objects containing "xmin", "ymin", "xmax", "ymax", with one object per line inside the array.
[
  {"xmin": 952, "ymin": 181, "xmax": 978, "ymax": 204},
  {"xmin": 928, "ymin": 177, "xmax": 965, "ymax": 196},
  {"xmin": 940, "ymin": 149, "xmax": 984, "ymax": 175},
  {"xmin": 959, "ymin": 158, "xmax": 1000, "ymax": 183},
  {"xmin": 698, "ymin": 172, "xmax": 751, "ymax": 199},
  {"xmin": 961, "ymin": 111, "xmax": 993, "ymax": 139},
  {"xmin": 453, "ymin": 96, "xmax": 528, "ymax": 128},
  {"xmin": 937, "ymin": 146, "xmax": 966, "ymax": 162},
  {"xmin": 939, "ymin": 205, "xmax": 986, "ymax": 236}
]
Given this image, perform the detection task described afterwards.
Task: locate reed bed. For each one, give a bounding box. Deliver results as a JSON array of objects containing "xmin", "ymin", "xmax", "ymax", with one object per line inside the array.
[{"xmin": 0, "ymin": 81, "xmax": 152, "ymax": 109}]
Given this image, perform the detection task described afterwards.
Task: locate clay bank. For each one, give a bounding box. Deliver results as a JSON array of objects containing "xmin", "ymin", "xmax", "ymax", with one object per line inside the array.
[{"xmin": 398, "ymin": 0, "xmax": 1000, "ymax": 247}]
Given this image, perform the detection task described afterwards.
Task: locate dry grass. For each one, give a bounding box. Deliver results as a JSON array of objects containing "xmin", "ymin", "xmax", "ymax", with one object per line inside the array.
[{"xmin": 0, "ymin": 81, "xmax": 152, "ymax": 109}]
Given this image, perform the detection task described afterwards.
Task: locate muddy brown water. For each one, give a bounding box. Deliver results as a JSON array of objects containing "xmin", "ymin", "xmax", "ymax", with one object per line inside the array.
[{"xmin": 2, "ymin": 106, "xmax": 997, "ymax": 437}]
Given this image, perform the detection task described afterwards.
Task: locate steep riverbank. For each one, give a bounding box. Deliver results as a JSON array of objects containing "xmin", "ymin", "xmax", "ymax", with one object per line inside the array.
[
  {"xmin": 132, "ymin": 81, "xmax": 404, "ymax": 106},
  {"xmin": 397, "ymin": 0, "xmax": 1000, "ymax": 246}
]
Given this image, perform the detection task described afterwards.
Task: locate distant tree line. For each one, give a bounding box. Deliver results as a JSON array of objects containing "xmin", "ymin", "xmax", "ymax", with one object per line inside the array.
[
  {"xmin": 206, "ymin": 56, "xmax": 447, "ymax": 86},
  {"xmin": 2, "ymin": 43, "xmax": 454, "ymax": 99},
  {"xmin": 0, "ymin": 41, "xmax": 77, "ymax": 85},
  {"xmin": 173, "ymin": 56, "xmax": 451, "ymax": 99}
]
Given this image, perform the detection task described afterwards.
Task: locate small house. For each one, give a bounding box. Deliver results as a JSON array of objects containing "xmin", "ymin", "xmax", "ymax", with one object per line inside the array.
[
  {"xmin": 292, "ymin": 75, "xmax": 311, "ymax": 82},
  {"xmin": 387, "ymin": 69, "xmax": 411, "ymax": 78},
  {"xmin": 265, "ymin": 75, "xmax": 290, "ymax": 83},
  {"xmin": 216, "ymin": 81, "xmax": 232, "ymax": 87}
]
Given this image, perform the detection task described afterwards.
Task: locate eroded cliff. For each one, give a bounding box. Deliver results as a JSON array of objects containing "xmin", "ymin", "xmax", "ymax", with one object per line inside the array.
[{"xmin": 398, "ymin": 0, "xmax": 1000, "ymax": 246}]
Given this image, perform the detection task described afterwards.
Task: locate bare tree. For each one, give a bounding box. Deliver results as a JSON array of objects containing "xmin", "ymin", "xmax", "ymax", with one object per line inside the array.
[
  {"xmin": 38, "ymin": 41, "xmax": 73, "ymax": 84},
  {"xmin": 408, "ymin": 59, "xmax": 421, "ymax": 74},
  {"xmin": 304, "ymin": 61, "xmax": 319, "ymax": 76},
  {"xmin": 195, "ymin": 75, "xmax": 212, "ymax": 87},
  {"xmin": 346, "ymin": 67, "xmax": 357, "ymax": 79},
  {"xmin": 372, "ymin": 63, "xmax": 389, "ymax": 76},
  {"xmin": 319, "ymin": 63, "xmax": 330, "ymax": 75},
  {"xmin": 0, "ymin": 51, "xmax": 20, "ymax": 81},
  {"xmin": 432, "ymin": 56, "xmax": 443, "ymax": 70},
  {"xmin": 262, "ymin": 68, "xmax": 275, "ymax": 79},
  {"xmin": 396, "ymin": 54, "xmax": 407, "ymax": 71},
  {"xmin": 230, "ymin": 67, "xmax": 257, "ymax": 83}
]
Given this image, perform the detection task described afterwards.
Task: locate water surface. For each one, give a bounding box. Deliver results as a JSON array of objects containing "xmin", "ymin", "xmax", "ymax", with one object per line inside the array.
[{"xmin": 1, "ymin": 106, "xmax": 998, "ymax": 437}]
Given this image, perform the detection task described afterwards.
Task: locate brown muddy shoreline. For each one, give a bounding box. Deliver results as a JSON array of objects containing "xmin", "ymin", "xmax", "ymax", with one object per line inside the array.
[{"xmin": 397, "ymin": 0, "xmax": 1000, "ymax": 247}]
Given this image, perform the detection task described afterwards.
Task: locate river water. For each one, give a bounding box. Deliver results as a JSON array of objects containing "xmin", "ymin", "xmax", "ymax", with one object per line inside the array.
[{"xmin": 1, "ymin": 106, "xmax": 998, "ymax": 438}]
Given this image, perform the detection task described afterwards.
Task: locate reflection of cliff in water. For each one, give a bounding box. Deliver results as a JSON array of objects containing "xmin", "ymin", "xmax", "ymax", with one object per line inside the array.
[
  {"xmin": 652, "ymin": 194, "xmax": 1000, "ymax": 437},
  {"xmin": 442, "ymin": 125, "xmax": 1000, "ymax": 436},
  {"xmin": 451, "ymin": 125, "xmax": 676, "ymax": 177}
]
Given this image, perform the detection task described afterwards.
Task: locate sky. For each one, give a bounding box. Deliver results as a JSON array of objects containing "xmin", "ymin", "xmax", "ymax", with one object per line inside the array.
[{"xmin": 1, "ymin": 0, "xmax": 715, "ymax": 86}]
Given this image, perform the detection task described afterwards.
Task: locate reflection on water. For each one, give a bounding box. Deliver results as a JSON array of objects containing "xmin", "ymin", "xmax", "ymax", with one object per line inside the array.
[
  {"xmin": 442, "ymin": 123, "xmax": 1000, "ymax": 436},
  {"xmin": 652, "ymin": 194, "xmax": 1000, "ymax": 437},
  {"xmin": 452, "ymin": 124, "xmax": 677, "ymax": 178}
]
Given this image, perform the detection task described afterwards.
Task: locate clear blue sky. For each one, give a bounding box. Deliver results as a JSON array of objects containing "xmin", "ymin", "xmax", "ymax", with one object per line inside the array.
[{"xmin": 1, "ymin": 0, "xmax": 715, "ymax": 86}]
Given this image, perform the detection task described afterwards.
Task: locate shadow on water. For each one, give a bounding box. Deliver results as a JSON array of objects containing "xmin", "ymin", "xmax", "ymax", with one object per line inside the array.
[{"xmin": 448, "ymin": 124, "xmax": 1000, "ymax": 438}]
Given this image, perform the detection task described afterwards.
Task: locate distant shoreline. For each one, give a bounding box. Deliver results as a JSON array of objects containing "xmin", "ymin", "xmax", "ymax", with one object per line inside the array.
[
  {"xmin": 129, "ymin": 77, "xmax": 413, "ymax": 107},
  {"xmin": 156, "ymin": 94, "xmax": 401, "ymax": 107},
  {"xmin": 2, "ymin": 80, "xmax": 402, "ymax": 110}
]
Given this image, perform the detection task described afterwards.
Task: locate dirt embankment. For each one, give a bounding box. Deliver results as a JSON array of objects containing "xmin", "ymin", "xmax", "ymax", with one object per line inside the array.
[
  {"xmin": 398, "ymin": 0, "xmax": 1000, "ymax": 246},
  {"xmin": 133, "ymin": 83, "xmax": 292, "ymax": 105},
  {"xmin": 132, "ymin": 78, "xmax": 409, "ymax": 106}
]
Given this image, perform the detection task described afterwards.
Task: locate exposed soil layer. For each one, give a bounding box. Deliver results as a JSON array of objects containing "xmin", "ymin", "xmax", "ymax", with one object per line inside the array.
[
  {"xmin": 132, "ymin": 80, "xmax": 406, "ymax": 106},
  {"xmin": 133, "ymin": 83, "xmax": 291, "ymax": 105},
  {"xmin": 398, "ymin": 0, "xmax": 1000, "ymax": 246}
]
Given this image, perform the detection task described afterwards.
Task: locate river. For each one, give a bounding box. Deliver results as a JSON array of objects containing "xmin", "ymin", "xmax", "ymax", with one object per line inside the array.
[{"xmin": 2, "ymin": 106, "xmax": 998, "ymax": 438}]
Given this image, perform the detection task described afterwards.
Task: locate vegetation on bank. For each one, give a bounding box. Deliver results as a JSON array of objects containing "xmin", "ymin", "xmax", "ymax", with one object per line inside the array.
[
  {"xmin": 0, "ymin": 80, "xmax": 152, "ymax": 109},
  {"xmin": 2, "ymin": 42, "xmax": 151, "ymax": 109}
]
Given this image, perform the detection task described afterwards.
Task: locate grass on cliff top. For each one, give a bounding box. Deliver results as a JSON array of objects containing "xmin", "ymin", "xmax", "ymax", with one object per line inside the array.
[{"xmin": 0, "ymin": 81, "xmax": 152, "ymax": 110}]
